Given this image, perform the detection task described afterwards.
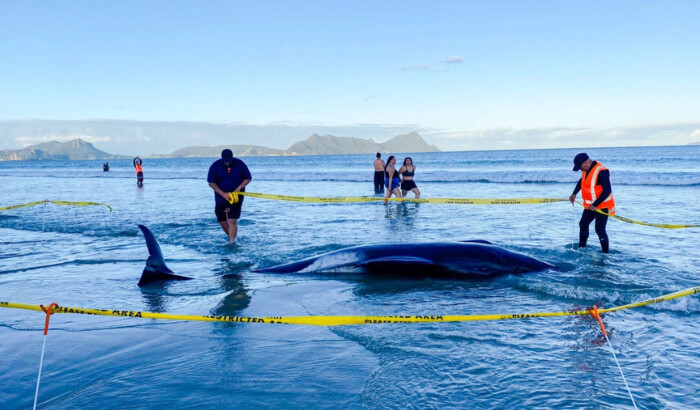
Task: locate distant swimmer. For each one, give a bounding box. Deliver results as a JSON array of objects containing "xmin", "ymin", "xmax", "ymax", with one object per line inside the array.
[
  {"xmin": 133, "ymin": 157, "xmax": 144, "ymax": 187},
  {"xmin": 384, "ymin": 155, "xmax": 402, "ymax": 201},
  {"xmin": 207, "ymin": 149, "xmax": 252, "ymax": 244},
  {"xmin": 103, "ymin": 162, "xmax": 109, "ymax": 172},
  {"xmin": 398, "ymin": 157, "xmax": 420, "ymax": 198},
  {"xmin": 373, "ymin": 152, "xmax": 385, "ymax": 193},
  {"xmin": 569, "ymin": 153, "xmax": 615, "ymax": 253}
]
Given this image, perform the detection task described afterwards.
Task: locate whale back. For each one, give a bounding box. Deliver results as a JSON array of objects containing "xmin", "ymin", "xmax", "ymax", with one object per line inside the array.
[{"xmin": 253, "ymin": 241, "xmax": 555, "ymax": 277}]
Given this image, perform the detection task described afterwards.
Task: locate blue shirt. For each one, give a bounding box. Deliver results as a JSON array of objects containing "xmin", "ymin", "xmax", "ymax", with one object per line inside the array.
[{"xmin": 207, "ymin": 158, "xmax": 252, "ymax": 206}]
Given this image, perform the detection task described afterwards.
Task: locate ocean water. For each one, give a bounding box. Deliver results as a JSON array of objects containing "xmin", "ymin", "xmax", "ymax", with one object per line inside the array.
[{"xmin": 1, "ymin": 145, "xmax": 699, "ymax": 409}]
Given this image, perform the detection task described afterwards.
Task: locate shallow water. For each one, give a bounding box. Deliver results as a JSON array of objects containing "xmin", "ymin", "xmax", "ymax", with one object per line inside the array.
[{"xmin": 1, "ymin": 146, "xmax": 699, "ymax": 408}]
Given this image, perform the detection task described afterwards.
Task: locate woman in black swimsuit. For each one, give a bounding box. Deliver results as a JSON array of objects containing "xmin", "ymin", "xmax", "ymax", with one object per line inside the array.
[{"xmin": 398, "ymin": 157, "xmax": 420, "ymax": 198}]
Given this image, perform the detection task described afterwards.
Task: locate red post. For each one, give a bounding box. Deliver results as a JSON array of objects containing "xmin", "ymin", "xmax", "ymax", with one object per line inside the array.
[{"xmin": 40, "ymin": 303, "xmax": 59, "ymax": 335}]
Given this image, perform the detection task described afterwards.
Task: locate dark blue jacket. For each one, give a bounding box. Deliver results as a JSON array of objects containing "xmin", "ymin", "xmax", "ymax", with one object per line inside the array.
[{"xmin": 207, "ymin": 158, "xmax": 252, "ymax": 206}]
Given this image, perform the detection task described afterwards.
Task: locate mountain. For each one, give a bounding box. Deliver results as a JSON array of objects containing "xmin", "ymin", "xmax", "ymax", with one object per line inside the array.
[
  {"xmin": 380, "ymin": 132, "xmax": 440, "ymax": 153},
  {"xmin": 284, "ymin": 134, "xmax": 382, "ymax": 155},
  {"xmin": 0, "ymin": 132, "xmax": 441, "ymax": 161},
  {"xmin": 283, "ymin": 132, "xmax": 440, "ymax": 155},
  {"xmin": 0, "ymin": 139, "xmax": 125, "ymax": 161},
  {"xmin": 159, "ymin": 145, "xmax": 284, "ymax": 158}
]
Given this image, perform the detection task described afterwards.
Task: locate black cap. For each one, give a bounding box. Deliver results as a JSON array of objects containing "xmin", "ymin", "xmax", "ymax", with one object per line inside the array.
[
  {"xmin": 221, "ymin": 149, "xmax": 234, "ymax": 161},
  {"xmin": 572, "ymin": 153, "xmax": 589, "ymax": 171}
]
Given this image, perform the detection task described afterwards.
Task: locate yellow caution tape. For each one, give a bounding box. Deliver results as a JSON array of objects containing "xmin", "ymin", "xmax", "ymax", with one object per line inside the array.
[
  {"xmin": 575, "ymin": 201, "xmax": 698, "ymax": 229},
  {"xmin": 230, "ymin": 191, "xmax": 566, "ymax": 205},
  {"xmin": 2, "ymin": 286, "xmax": 697, "ymax": 326},
  {"xmin": 0, "ymin": 200, "xmax": 112, "ymax": 212}
]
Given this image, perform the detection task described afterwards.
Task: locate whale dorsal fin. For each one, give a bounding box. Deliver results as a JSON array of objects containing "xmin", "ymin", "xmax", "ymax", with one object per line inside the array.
[
  {"xmin": 459, "ymin": 240, "xmax": 493, "ymax": 245},
  {"xmin": 138, "ymin": 225, "xmax": 174, "ymax": 274}
]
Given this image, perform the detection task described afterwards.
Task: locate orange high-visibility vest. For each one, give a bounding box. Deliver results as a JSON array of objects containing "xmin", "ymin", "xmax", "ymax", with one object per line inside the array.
[
  {"xmin": 135, "ymin": 164, "xmax": 142, "ymax": 173},
  {"xmin": 581, "ymin": 162, "xmax": 615, "ymax": 215}
]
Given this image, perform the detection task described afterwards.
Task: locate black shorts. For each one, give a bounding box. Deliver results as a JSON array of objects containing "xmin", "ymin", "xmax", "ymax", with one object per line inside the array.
[
  {"xmin": 215, "ymin": 197, "xmax": 244, "ymax": 222},
  {"xmin": 401, "ymin": 180, "xmax": 417, "ymax": 190}
]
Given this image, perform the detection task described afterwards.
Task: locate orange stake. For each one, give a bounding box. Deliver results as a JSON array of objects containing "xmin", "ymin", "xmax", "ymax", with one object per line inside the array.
[
  {"xmin": 588, "ymin": 305, "xmax": 607, "ymax": 336},
  {"xmin": 40, "ymin": 303, "xmax": 59, "ymax": 335}
]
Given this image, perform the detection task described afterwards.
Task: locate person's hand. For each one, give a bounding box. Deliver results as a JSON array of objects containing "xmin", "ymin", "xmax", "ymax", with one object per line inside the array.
[
  {"xmin": 588, "ymin": 205, "xmax": 598, "ymax": 212},
  {"xmin": 569, "ymin": 194, "xmax": 576, "ymax": 204}
]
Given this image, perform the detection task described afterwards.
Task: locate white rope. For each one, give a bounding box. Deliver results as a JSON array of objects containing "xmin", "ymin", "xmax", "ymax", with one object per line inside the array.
[
  {"xmin": 99, "ymin": 206, "xmax": 110, "ymax": 232},
  {"xmin": 602, "ymin": 331, "xmax": 638, "ymax": 409},
  {"xmin": 571, "ymin": 202, "xmax": 576, "ymax": 249},
  {"xmin": 41, "ymin": 201, "xmax": 46, "ymax": 234},
  {"xmin": 33, "ymin": 335, "xmax": 48, "ymax": 410}
]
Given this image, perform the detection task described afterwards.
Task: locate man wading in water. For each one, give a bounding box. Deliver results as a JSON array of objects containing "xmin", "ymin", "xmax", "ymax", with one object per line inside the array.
[
  {"xmin": 373, "ymin": 152, "xmax": 385, "ymax": 193},
  {"xmin": 569, "ymin": 153, "xmax": 615, "ymax": 253},
  {"xmin": 207, "ymin": 149, "xmax": 252, "ymax": 244}
]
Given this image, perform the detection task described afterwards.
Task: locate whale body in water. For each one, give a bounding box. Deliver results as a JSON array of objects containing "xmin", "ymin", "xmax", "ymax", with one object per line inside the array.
[{"xmin": 253, "ymin": 240, "xmax": 556, "ymax": 277}]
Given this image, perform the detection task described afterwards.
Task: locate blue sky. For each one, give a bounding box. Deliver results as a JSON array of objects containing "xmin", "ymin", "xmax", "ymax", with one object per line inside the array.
[{"xmin": 1, "ymin": 1, "xmax": 699, "ymax": 153}]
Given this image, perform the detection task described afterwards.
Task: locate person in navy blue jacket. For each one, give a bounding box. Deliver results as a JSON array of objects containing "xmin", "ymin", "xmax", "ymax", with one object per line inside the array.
[{"xmin": 207, "ymin": 149, "xmax": 252, "ymax": 244}]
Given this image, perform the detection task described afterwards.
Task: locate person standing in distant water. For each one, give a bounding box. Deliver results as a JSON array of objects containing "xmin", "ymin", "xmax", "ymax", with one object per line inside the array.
[
  {"xmin": 208, "ymin": 149, "xmax": 252, "ymax": 244},
  {"xmin": 398, "ymin": 157, "xmax": 420, "ymax": 198},
  {"xmin": 373, "ymin": 153, "xmax": 386, "ymax": 193},
  {"xmin": 133, "ymin": 157, "xmax": 143, "ymax": 187},
  {"xmin": 384, "ymin": 155, "xmax": 402, "ymax": 201},
  {"xmin": 569, "ymin": 153, "xmax": 615, "ymax": 253},
  {"xmin": 103, "ymin": 162, "xmax": 109, "ymax": 172}
]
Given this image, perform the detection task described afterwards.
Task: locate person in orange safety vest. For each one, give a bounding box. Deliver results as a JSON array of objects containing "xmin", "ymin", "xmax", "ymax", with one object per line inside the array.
[
  {"xmin": 133, "ymin": 157, "xmax": 144, "ymax": 187},
  {"xmin": 568, "ymin": 153, "xmax": 615, "ymax": 253}
]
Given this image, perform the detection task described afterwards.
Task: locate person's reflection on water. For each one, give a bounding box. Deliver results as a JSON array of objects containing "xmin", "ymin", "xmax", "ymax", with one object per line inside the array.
[
  {"xmin": 399, "ymin": 201, "xmax": 420, "ymax": 219},
  {"xmin": 384, "ymin": 201, "xmax": 420, "ymax": 221},
  {"xmin": 212, "ymin": 271, "xmax": 252, "ymax": 323}
]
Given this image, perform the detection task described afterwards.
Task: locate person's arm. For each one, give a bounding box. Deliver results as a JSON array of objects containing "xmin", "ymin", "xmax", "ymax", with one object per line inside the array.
[
  {"xmin": 569, "ymin": 179, "xmax": 581, "ymax": 204},
  {"xmin": 234, "ymin": 162, "xmax": 252, "ymax": 192},
  {"xmin": 209, "ymin": 182, "xmax": 230, "ymax": 200},
  {"xmin": 207, "ymin": 163, "xmax": 230, "ymax": 200},
  {"xmin": 234, "ymin": 179, "xmax": 251, "ymax": 192},
  {"xmin": 385, "ymin": 167, "xmax": 393, "ymax": 198},
  {"xmin": 591, "ymin": 170, "xmax": 611, "ymax": 208}
]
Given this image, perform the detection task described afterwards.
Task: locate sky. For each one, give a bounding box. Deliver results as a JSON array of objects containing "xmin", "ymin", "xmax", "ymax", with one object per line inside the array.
[{"xmin": 1, "ymin": 1, "xmax": 699, "ymax": 154}]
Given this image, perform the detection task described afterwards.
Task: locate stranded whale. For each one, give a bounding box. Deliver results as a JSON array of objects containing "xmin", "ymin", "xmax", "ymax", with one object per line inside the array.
[
  {"xmin": 138, "ymin": 225, "xmax": 192, "ymax": 286},
  {"xmin": 253, "ymin": 240, "xmax": 556, "ymax": 277}
]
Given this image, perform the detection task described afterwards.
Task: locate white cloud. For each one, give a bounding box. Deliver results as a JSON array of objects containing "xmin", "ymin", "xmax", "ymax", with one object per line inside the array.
[
  {"xmin": 3, "ymin": 120, "xmax": 698, "ymax": 155},
  {"xmin": 442, "ymin": 56, "xmax": 464, "ymax": 64},
  {"xmin": 398, "ymin": 56, "xmax": 463, "ymax": 72},
  {"xmin": 15, "ymin": 135, "xmax": 112, "ymax": 147},
  {"xmin": 397, "ymin": 64, "xmax": 431, "ymax": 72},
  {"xmin": 0, "ymin": 119, "xmax": 426, "ymax": 155},
  {"xmin": 433, "ymin": 123, "xmax": 700, "ymax": 151}
]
